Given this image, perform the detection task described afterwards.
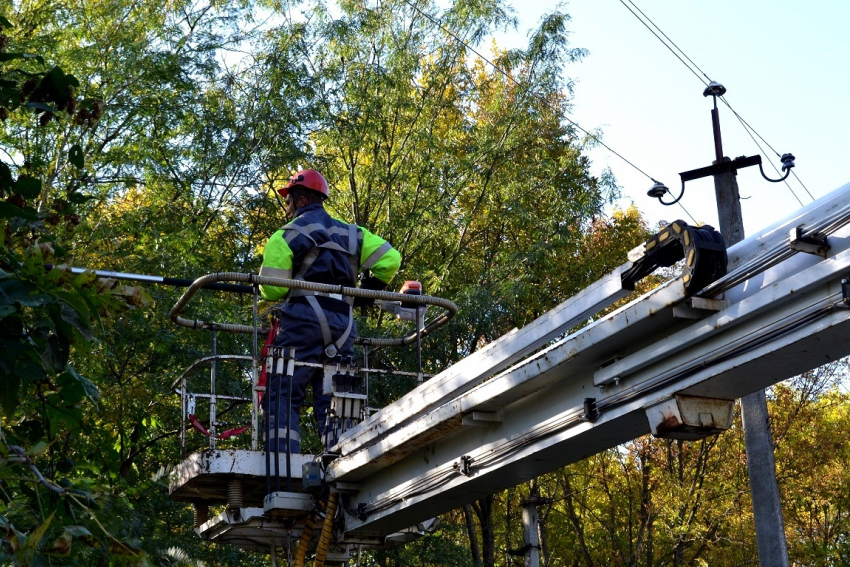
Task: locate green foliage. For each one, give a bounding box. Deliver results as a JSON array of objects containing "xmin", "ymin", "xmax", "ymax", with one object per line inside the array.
[
  {"xmin": 1, "ymin": 0, "xmax": 848, "ymax": 565},
  {"xmin": 0, "ymin": 15, "xmax": 158, "ymax": 566}
]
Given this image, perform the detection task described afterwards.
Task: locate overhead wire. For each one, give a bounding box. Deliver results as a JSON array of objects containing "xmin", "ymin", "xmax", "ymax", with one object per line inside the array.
[
  {"xmin": 618, "ymin": 0, "xmax": 708, "ymax": 87},
  {"xmin": 618, "ymin": 0, "xmax": 813, "ymax": 204},
  {"xmin": 719, "ymin": 99, "xmax": 814, "ymax": 202},
  {"xmin": 395, "ymin": 0, "xmax": 697, "ymax": 220},
  {"xmin": 730, "ymin": 110, "xmax": 804, "ymax": 206}
]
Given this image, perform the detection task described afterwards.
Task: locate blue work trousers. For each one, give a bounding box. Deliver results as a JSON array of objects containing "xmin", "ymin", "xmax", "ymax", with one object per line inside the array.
[{"xmin": 265, "ymin": 301, "xmax": 356, "ymax": 454}]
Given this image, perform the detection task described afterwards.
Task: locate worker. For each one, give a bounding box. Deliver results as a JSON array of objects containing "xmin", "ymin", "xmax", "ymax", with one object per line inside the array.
[{"xmin": 259, "ymin": 169, "xmax": 401, "ymax": 453}]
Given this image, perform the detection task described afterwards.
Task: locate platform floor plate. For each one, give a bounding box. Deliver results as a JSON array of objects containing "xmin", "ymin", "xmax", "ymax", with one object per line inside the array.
[{"xmin": 170, "ymin": 449, "xmax": 314, "ymax": 507}]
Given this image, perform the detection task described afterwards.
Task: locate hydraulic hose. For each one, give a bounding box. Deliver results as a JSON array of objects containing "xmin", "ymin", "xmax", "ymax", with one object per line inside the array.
[
  {"xmin": 314, "ymin": 492, "xmax": 339, "ymax": 567},
  {"xmin": 293, "ymin": 506, "xmax": 321, "ymax": 567}
]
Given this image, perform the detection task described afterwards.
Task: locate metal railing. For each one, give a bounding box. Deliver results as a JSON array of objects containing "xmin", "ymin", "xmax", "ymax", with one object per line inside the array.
[{"xmin": 168, "ymin": 272, "xmax": 458, "ymax": 459}]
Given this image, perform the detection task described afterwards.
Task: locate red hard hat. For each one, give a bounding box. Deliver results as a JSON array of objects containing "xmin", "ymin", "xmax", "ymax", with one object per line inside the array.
[{"xmin": 278, "ymin": 169, "xmax": 329, "ymax": 199}]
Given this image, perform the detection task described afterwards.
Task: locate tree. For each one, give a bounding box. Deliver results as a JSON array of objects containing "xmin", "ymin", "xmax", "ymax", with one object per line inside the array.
[{"xmin": 0, "ymin": 14, "xmax": 157, "ymax": 564}]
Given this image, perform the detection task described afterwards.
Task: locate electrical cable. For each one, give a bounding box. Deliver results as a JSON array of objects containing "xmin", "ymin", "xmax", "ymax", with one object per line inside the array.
[
  {"xmin": 723, "ymin": 101, "xmax": 811, "ymax": 205},
  {"xmin": 618, "ymin": 0, "xmax": 707, "ymax": 87},
  {"xmin": 397, "ymin": 0, "xmax": 660, "ymax": 184},
  {"xmin": 620, "ymin": 0, "xmax": 711, "ymax": 83},
  {"xmin": 675, "ymin": 200, "xmax": 696, "ymax": 225},
  {"xmin": 618, "ymin": 0, "xmax": 814, "ymax": 204},
  {"xmin": 720, "ymin": 97, "xmax": 813, "ymax": 200},
  {"xmin": 727, "ymin": 110, "xmax": 803, "ymax": 205}
]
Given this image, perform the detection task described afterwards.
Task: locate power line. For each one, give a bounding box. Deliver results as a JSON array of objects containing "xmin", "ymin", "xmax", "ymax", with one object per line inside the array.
[
  {"xmin": 618, "ymin": 0, "xmax": 708, "ymax": 87},
  {"xmin": 621, "ymin": 0, "xmax": 711, "ymax": 83},
  {"xmin": 618, "ymin": 0, "xmax": 814, "ymax": 203},
  {"xmin": 399, "ymin": 0, "xmax": 658, "ymax": 184},
  {"xmin": 718, "ymin": 97, "xmax": 814, "ymax": 201},
  {"xmin": 397, "ymin": 0, "xmax": 703, "ymax": 223},
  {"xmin": 729, "ymin": 111, "xmax": 804, "ymax": 207}
]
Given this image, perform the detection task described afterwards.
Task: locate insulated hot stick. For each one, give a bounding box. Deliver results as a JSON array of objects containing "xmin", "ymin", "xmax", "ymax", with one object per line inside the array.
[{"xmin": 44, "ymin": 264, "xmax": 253, "ymax": 293}]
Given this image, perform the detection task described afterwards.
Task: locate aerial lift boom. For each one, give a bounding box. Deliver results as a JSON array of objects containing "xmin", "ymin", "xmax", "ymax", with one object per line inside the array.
[{"xmin": 165, "ymin": 181, "xmax": 850, "ymax": 562}]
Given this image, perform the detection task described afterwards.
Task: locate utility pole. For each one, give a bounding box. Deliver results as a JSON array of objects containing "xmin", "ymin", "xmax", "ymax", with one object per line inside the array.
[
  {"xmin": 520, "ymin": 486, "xmax": 542, "ymax": 567},
  {"xmin": 704, "ymin": 81, "xmax": 790, "ymax": 567}
]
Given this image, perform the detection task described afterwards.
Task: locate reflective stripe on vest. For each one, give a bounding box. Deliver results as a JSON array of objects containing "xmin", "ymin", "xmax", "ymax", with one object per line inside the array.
[{"xmin": 259, "ymin": 266, "xmax": 292, "ymax": 280}]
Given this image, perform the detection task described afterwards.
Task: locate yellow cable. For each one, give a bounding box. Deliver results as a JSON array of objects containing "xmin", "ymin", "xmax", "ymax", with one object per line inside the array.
[
  {"xmin": 313, "ymin": 493, "xmax": 339, "ymax": 567},
  {"xmin": 293, "ymin": 504, "xmax": 321, "ymax": 567}
]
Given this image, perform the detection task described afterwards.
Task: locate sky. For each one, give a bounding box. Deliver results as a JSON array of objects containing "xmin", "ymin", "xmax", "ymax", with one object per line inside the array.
[{"xmin": 494, "ymin": 0, "xmax": 850, "ymax": 237}]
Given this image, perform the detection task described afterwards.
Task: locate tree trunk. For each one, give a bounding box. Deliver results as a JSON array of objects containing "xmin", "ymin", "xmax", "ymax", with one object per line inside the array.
[
  {"xmin": 562, "ymin": 473, "xmax": 595, "ymax": 567},
  {"xmin": 473, "ymin": 495, "xmax": 496, "ymax": 567},
  {"xmin": 464, "ymin": 503, "xmax": 482, "ymax": 567}
]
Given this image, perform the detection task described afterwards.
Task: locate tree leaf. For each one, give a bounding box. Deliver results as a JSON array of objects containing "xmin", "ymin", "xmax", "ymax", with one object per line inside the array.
[
  {"xmin": 65, "ymin": 366, "xmax": 99, "ymax": 401},
  {"xmin": 0, "ymin": 200, "xmax": 37, "ymax": 220},
  {"xmin": 55, "ymin": 369, "xmax": 86, "ymax": 404},
  {"xmin": 64, "ymin": 526, "xmax": 92, "ymax": 537},
  {"xmin": 23, "ymin": 53, "xmax": 45, "ymax": 65},
  {"xmin": 52, "ymin": 289, "xmax": 91, "ymax": 322},
  {"xmin": 22, "ymin": 511, "xmax": 54, "ymax": 553},
  {"xmin": 0, "ymin": 162, "xmax": 13, "ymax": 190},
  {"xmin": 67, "ymin": 192, "xmax": 95, "ymax": 204},
  {"xmin": 59, "ymin": 300, "xmax": 93, "ymax": 340},
  {"xmin": 0, "ymin": 16, "xmax": 13, "ymax": 28},
  {"xmin": 56, "ymin": 456, "xmax": 74, "ymax": 474},
  {"xmin": 8, "ymin": 527, "xmax": 26, "ymax": 553},
  {"xmin": 45, "ymin": 532, "xmax": 72, "ymax": 556},
  {"xmin": 113, "ymin": 285, "xmax": 154, "ymax": 309},
  {"xmin": 68, "ymin": 144, "xmax": 84, "ymax": 169},
  {"xmin": 14, "ymin": 175, "xmax": 41, "ymax": 199},
  {"xmin": 14, "ymin": 356, "xmax": 47, "ymax": 383},
  {"xmin": 42, "ymin": 333, "xmax": 69, "ymax": 372},
  {"xmin": 26, "ymin": 441, "xmax": 48, "ymax": 457},
  {"xmin": 14, "ymin": 292, "xmax": 55, "ymax": 308}
]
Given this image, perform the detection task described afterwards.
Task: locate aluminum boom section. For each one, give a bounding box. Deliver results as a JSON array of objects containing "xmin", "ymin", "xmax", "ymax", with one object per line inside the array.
[
  {"xmin": 334, "ymin": 264, "xmax": 634, "ymax": 454},
  {"xmin": 330, "ymin": 182, "xmax": 850, "ymax": 536}
]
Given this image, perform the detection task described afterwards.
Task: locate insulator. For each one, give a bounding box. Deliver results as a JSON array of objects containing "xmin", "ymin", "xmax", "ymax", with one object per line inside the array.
[
  {"xmin": 193, "ymin": 503, "xmax": 210, "ymax": 528},
  {"xmin": 780, "ymin": 152, "xmax": 796, "ymax": 171},
  {"xmin": 227, "ymin": 480, "xmax": 244, "ymax": 510}
]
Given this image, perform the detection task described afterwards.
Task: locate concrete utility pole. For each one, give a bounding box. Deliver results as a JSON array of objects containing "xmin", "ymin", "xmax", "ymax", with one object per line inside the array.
[
  {"xmin": 704, "ymin": 81, "xmax": 790, "ymax": 567},
  {"xmin": 520, "ymin": 488, "xmax": 542, "ymax": 567}
]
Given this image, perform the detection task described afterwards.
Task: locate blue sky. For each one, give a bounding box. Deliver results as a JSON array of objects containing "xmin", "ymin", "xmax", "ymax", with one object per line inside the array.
[{"xmin": 497, "ymin": 0, "xmax": 849, "ymax": 236}]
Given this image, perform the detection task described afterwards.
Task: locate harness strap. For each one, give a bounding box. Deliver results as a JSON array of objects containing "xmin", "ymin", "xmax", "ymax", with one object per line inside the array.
[
  {"xmin": 293, "ymin": 247, "xmax": 321, "ymax": 281},
  {"xmin": 289, "ymin": 289, "xmax": 355, "ymax": 306},
  {"xmin": 282, "ymin": 222, "xmax": 323, "ymax": 244},
  {"xmin": 284, "ymin": 221, "xmax": 361, "ymax": 284},
  {"xmin": 305, "ymin": 295, "xmax": 354, "ymax": 358}
]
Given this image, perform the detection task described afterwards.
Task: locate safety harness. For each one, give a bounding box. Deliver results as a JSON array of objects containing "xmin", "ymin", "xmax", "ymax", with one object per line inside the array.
[{"xmin": 281, "ymin": 218, "xmax": 391, "ymax": 358}]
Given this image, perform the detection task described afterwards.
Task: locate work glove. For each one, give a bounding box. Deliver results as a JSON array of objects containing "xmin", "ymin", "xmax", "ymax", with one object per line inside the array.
[{"xmin": 354, "ymin": 275, "xmax": 387, "ymax": 308}]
